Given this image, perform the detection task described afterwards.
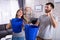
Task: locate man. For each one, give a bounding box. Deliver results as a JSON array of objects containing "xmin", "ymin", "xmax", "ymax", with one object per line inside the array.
[{"xmin": 37, "ymin": 2, "xmax": 57, "ymax": 40}]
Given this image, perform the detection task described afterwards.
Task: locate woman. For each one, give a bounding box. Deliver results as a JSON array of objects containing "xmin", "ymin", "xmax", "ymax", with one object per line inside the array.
[
  {"xmin": 25, "ymin": 18, "xmax": 39, "ymax": 40},
  {"xmin": 6, "ymin": 9, "xmax": 25, "ymax": 40},
  {"xmin": 24, "ymin": 7, "xmax": 33, "ymax": 24}
]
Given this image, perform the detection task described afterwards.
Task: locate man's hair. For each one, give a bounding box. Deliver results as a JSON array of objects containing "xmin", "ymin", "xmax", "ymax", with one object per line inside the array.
[
  {"xmin": 31, "ymin": 18, "xmax": 38, "ymax": 24},
  {"xmin": 46, "ymin": 2, "xmax": 54, "ymax": 9}
]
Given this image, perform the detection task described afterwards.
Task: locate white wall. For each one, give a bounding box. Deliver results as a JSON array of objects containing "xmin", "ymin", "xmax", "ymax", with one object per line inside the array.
[
  {"xmin": 53, "ymin": 2, "xmax": 60, "ymax": 40},
  {"xmin": 25, "ymin": 0, "xmax": 34, "ymax": 9}
]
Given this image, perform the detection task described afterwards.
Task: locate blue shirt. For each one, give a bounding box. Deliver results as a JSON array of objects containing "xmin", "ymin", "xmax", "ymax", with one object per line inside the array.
[
  {"xmin": 25, "ymin": 24, "xmax": 39, "ymax": 40},
  {"xmin": 11, "ymin": 18, "xmax": 23, "ymax": 33}
]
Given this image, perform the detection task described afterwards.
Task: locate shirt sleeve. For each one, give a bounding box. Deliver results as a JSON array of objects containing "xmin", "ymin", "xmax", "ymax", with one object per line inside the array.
[
  {"xmin": 38, "ymin": 16, "xmax": 41, "ymax": 22},
  {"xmin": 53, "ymin": 16, "xmax": 58, "ymax": 22}
]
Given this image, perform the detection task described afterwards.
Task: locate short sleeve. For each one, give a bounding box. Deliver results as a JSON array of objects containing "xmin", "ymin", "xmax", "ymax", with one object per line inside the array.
[
  {"xmin": 38, "ymin": 16, "xmax": 41, "ymax": 22},
  {"xmin": 53, "ymin": 16, "xmax": 58, "ymax": 22}
]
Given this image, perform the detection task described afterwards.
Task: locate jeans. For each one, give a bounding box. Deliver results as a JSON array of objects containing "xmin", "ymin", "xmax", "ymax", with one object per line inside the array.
[{"xmin": 12, "ymin": 36, "xmax": 24, "ymax": 40}]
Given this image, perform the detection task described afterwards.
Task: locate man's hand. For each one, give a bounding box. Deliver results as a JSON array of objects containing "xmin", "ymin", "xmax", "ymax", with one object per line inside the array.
[{"xmin": 49, "ymin": 13, "xmax": 57, "ymax": 28}]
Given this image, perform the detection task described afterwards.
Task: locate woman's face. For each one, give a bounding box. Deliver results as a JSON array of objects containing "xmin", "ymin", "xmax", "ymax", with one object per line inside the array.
[{"xmin": 17, "ymin": 10, "xmax": 23, "ymax": 18}]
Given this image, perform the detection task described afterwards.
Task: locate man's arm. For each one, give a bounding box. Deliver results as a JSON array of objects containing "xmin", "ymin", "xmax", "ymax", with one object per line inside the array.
[{"xmin": 50, "ymin": 14, "xmax": 57, "ymax": 28}]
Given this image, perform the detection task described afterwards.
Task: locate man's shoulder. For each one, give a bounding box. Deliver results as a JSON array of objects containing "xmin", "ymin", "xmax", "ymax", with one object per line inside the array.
[{"xmin": 39, "ymin": 14, "xmax": 45, "ymax": 18}]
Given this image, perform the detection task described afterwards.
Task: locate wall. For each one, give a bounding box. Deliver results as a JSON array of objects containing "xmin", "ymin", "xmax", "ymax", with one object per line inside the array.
[{"xmin": 54, "ymin": 2, "xmax": 60, "ymax": 40}]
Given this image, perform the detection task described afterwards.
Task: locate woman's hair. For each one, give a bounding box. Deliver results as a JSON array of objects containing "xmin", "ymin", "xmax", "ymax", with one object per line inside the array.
[
  {"xmin": 15, "ymin": 8, "xmax": 24, "ymax": 19},
  {"xmin": 24, "ymin": 7, "xmax": 32, "ymax": 15}
]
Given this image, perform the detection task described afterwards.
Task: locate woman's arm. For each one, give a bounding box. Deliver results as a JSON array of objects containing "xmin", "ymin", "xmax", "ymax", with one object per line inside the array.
[{"xmin": 6, "ymin": 23, "xmax": 11, "ymax": 29}]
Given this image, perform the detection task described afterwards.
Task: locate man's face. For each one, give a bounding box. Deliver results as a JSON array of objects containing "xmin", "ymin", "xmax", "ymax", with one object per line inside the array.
[{"xmin": 45, "ymin": 5, "xmax": 52, "ymax": 13}]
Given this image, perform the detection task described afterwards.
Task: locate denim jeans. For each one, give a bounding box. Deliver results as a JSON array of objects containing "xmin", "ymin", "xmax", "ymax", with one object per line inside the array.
[{"xmin": 12, "ymin": 37, "xmax": 24, "ymax": 40}]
